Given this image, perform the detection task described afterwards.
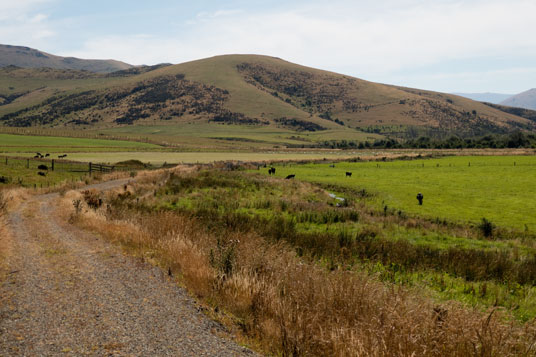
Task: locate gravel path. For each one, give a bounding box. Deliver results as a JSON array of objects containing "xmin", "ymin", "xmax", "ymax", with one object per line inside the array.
[{"xmin": 0, "ymin": 180, "xmax": 255, "ymax": 356}]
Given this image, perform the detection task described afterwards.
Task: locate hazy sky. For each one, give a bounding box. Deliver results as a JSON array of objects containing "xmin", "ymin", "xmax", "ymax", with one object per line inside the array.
[{"xmin": 1, "ymin": 0, "xmax": 535, "ymax": 93}]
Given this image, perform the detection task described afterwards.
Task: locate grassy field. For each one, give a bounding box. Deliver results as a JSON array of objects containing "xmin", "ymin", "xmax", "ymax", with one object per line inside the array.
[
  {"xmin": 97, "ymin": 123, "xmax": 383, "ymax": 150},
  {"xmin": 0, "ymin": 156, "xmax": 91, "ymax": 187},
  {"xmin": 267, "ymin": 155, "xmax": 536, "ymax": 231},
  {"xmin": 0, "ymin": 133, "xmax": 163, "ymax": 153},
  {"xmin": 66, "ymin": 167, "xmax": 536, "ymax": 355}
]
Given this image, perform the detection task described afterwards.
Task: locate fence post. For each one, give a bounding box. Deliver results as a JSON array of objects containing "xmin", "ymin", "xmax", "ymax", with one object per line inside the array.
[
  {"xmin": 27, "ymin": 159, "xmax": 29, "ymax": 168},
  {"xmin": 89, "ymin": 162, "xmax": 92, "ymax": 176},
  {"xmin": 51, "ymin": 159, "xmax": 54, "ymax": 171}
]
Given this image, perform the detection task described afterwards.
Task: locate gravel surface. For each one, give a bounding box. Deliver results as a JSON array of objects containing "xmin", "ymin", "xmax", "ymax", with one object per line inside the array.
[{"xmin": 0, "ymin": 180, "xmax": 256, "ymax": 356}]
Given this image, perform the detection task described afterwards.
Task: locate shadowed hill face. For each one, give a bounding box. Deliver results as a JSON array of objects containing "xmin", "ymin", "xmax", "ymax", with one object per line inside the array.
[
  {"xmin": 501, "ymin": 89, "xmax": 536, "ymax": 111},
  {"xmin": 0, "ymin": 44, "xmax": 133, "ymax": 73},
  {"xmin": 0, "ymin": 53, "xmax": 533, "ymax": 138}
]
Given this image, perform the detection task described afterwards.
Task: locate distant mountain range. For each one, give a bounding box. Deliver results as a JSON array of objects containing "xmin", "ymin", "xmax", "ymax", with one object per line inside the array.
[
  {"xmin": 0, "ymin": 44, "xmax": 133, "ymax": 73},
  {"xmin": 455, "ymin": 90, "xmax": 536, "ymax": 111},
  {"xmin": 453, "ymin": 92, "xmax": 513, "ymax": 104},
  {"xmin": 1, "ymin": 44, "xmax": 536, "ymax": 140},
  {"xmin": 500, "ymin": 89, "xmax": 536, "ymax": 110}
]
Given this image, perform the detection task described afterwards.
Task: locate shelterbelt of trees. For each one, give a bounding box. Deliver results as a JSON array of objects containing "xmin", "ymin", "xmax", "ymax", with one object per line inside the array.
[{"xmin": 313, "ymin": 131, "xmax": 536, "ymax": 150}]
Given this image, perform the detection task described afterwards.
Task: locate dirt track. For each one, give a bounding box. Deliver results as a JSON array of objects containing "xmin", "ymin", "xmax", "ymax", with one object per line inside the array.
[{"xmin": 0, "ymin": 180, "xmax": 254, "ymax": 356}]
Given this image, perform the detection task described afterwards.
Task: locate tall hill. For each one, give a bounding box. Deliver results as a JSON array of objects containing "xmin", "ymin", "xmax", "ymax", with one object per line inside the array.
[
  {"xmin": 0, "ymin": 44, "xmax": 132, "ymax": 73},
  {"xmin": 0, "ymin": 54, "xmax": 534, "ymax": 139},
  {"xmin": 500, "ymin": 89, "xmax": 536, "ymax": 110}
]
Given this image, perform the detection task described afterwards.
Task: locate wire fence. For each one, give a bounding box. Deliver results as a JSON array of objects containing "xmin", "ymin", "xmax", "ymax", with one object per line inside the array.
[{"xmin": 0, "ymin": 155, "xmax": 123, "ymax": 188}]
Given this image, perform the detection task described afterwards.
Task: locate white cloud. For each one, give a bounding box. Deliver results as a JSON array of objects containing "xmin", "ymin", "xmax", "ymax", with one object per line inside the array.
[
  {"xmin": 0, "ymin": 0, "xmax": 56, "ymax": 45},
  {"xmin": 3, "ymin": 0, "xmax": 536, "ymax": 92},
  {"xmin": 70, "ymin": 1, "xmax": 536, "ymax": 69}
]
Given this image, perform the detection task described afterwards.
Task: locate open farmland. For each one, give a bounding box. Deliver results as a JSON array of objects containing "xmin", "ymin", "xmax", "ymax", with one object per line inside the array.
[
  {"xmin": 267, "ymin": 155, "xmax": 536, "ymax": 231},
  {"xmin": 65, "ymin": 166, "xmax": 536, "ymax": 355},
  {"xmin": 0, "ymin": 133, "xmax": 163, "ymax": 153}
]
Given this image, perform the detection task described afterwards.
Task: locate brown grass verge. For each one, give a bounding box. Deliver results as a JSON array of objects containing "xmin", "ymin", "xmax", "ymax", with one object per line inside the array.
[
  {"xmin": 0, "ymin": 191, "xmax": 15, "ymax": 282},
  {"xmin": 57, "ymin": 183, "xmax": 536, "ymax": 357}
]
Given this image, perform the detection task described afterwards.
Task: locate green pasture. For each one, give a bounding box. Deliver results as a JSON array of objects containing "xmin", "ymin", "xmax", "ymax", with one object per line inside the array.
[
  {"xmin": 268, "ymin": 155, "xmax": 536, "ymax": 230},
  {"xmin": 15, "ymin": 150, "xmax": 364, "ymax": 165},
  {"xmin": 0, "ymin": 156, "xmax": 90, "ymax": 187},
  {"xmin": 147, "ymin": 169, "xmax": 536, "ymax": 320},
  {"xmin": 97, "ymin": 123, "xmax": 383, "ymax": 150},
  {"xmin": 0, "ymin": 133, "xmax": 163, "ymax": 153}
]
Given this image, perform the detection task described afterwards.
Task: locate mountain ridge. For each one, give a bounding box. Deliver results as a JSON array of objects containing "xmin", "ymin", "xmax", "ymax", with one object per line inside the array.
[
  {"xmin": 0, "ymin": 44, "xmax": 133, "ymax": 73},
  {"xmin": 500, "ymin": 88, "xmax": 536, "ymax": 110},
  {"xmin": 453, "ymin": 92, "xmax": 513, "ymax": 104},
  {"xmin": 0, "ymin": 50, "xmax": 534, "ymax": 140}
]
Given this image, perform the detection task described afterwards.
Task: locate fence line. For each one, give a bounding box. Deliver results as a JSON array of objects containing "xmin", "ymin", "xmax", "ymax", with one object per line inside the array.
[{"xmin": 0, "ymin": 155, "xmax": 122, "ymax": 187}]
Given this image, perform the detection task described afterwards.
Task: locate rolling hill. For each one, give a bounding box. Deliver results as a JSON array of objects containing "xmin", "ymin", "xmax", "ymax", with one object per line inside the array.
[
  {"xmin": 1, "ymin": 53, "xmax": 535, "ymax": 147},
  {"xmin": 500, "ymin": 88, "xmax": 536, "ymax": 110},
  {"xmin": 0, "ymin": 44, "xmax": 133, "ymax": 73}
]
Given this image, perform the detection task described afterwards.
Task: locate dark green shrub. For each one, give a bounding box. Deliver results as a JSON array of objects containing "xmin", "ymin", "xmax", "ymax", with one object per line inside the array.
[{"xmin": 478, "ymin": 218, "xmax": 495, "ymax": 237}]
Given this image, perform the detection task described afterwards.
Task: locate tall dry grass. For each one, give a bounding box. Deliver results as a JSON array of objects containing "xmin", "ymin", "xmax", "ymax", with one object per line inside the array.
[
  {"xmin": 0, "ymin": 189, "xmax": 18, "ymax": 281},
  {"xmin": 59, "ymin": 187, "xmax": 536, "ymax": 357}
]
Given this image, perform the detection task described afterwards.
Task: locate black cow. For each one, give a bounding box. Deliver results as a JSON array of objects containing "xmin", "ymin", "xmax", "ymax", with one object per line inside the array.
[
  {"xmin": 268, "ymin": 167, "xmax": 276, "ymax": 175},
  {"xmin": 345, "ymin": 172, "xmax": 352, "ymax": 177},
  {"xmin": 38, "ymin": 164, "xmax": 48, "ymax": 171},
  {"xmin": 285, "ymin": 174, "xmax": 295, "ymax": 179},
  {"xmin": 416, "ymin": 192, "xmax": 423, "ymax": 205},
  {"xmin": 45, "ymin": 153, "xmax": 50, "ymax": 157}
]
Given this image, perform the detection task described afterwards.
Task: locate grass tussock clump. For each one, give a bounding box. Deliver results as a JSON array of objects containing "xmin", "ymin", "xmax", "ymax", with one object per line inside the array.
[{"xmin": 60, "ymin": 177, "xmax": 536, "ymax": 356}]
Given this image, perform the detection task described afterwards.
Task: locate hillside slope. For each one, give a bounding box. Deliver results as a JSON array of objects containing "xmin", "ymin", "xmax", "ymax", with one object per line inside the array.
[
  {"xmin": 501, "ymin": 89, "xmax": 536, "ymax": 110},
  {"xmin": 0, "ymin": 54, "xmax": 534, "ymax": 139},
  {"xmin": 0, "ymin": 44, "xmax": 132, "ymax": 73}
]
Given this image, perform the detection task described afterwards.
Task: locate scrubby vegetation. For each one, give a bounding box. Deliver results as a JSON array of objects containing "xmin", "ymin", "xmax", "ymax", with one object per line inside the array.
[
  {"xmin": 67, "ymin": 166, "xmax": 536, "ymax": 356},
  {"xmin": 0, "ymin": 74, "xmax": 251, "ymax": 127}
]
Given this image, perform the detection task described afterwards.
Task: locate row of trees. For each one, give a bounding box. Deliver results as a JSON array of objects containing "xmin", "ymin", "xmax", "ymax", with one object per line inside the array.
[{"xmin": 307, "ymin": 132, "xmax": 536, "ymax": 150}]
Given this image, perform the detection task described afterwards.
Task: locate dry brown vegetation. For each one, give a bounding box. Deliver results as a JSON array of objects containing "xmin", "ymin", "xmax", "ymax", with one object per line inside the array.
[
  {"xmin": 57, "ymin": 168, "xmax": 536, "ymax": 356},
  {"xmin": 0, "ymin": 190, "xmax": 15, "ymax": 280}
]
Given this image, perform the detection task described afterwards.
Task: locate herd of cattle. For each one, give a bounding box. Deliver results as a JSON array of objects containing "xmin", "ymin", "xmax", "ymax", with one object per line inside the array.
[
  {"xmin": 32, "ymin": 153, "xmax": 68, "ymax": 176},
  {"xmin": 267, "ymin": 166, "xmax": 352, "ymax": 179},
  {"xmin": 33, "ymin": 152, "xmax": 68, "ymax": 159}
]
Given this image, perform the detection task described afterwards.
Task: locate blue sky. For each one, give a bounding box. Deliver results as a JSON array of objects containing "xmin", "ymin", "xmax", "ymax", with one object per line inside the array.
[{"xmin": 1, "ymin": 0, "xmax": 535, "ymax": 94}]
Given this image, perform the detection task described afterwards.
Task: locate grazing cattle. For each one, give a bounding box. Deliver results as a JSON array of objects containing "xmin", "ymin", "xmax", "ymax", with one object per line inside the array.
[
  {"xmin": 285, "ymin": 174, "xmax": 295, "ymax": 179},
  {"xmin": 58, "ymin": 154, "xmax": 67, "ymax": 159},
  {"xmin": 38, "ymin": 164, "xmax": 48, "ymax": 171},
  {"xmin": 268, "ymin": 167, "xmax": 276, "ymax": 175},
  {"xmin": 45, "ymin": 153, "xmax": 50, "ymax": 157},
  {"xmin": 37, "ymin": 171, "xmax": 46, "ymax": 176},
  {"xmin": 329, "ymin": 164, "xmax": 335, "ymax": 168},
  {"xmin": 0, "ymin": 176, "xmax": 7, "ymax": 184},
  {"xmin": 416, "ymin": 192, "xmax": 423, "ymax": 205},
  {"xmin": 345, "ymin": 172, "xmax": 352, "ymax": 177},
  {"xmin": 34, "ymin": 155, "xmax": 40, "ymax": 159}
]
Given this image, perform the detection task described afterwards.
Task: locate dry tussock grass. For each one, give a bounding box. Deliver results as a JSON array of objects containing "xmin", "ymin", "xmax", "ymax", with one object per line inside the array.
[
  {"xmin": 58, "ymin": 185, "xmax": 536, "ymax": 356},
  {"xmin": 0, "ymin": 188, "xmax": 29, "ymax": 211}
]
